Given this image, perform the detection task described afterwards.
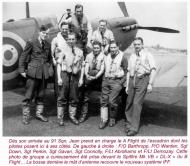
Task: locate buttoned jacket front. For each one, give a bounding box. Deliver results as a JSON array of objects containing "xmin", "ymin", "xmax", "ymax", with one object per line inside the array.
[{"xmin": 19, "ymin": 39, "xmax": 52, "ymax": 79}]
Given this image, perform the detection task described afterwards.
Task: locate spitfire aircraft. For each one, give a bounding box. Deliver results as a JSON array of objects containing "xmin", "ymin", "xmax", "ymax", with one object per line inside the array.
[
  {"xmin": 3, "ymin": 2, "xmax": 186, "ymax": 90},
  {"xmin": 2, "ymin": 2, "xmax": 187, "ymax": 137}
]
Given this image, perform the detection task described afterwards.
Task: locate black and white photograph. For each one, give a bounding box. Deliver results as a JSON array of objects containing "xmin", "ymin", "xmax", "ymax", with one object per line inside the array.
[{"xmin": 2, "ymin": 1, "xmax": 187, "ymax": 137}]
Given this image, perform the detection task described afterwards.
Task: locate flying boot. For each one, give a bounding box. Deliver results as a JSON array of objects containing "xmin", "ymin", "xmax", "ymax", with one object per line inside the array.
[
  {"xmin": 99, "ymin": 107, "xmax": 108, "ymax": 129},
  {"xmin": 36, "ymin": 104, "xmax": 48, "ymax": 122},
  {"xmin": 69, "ymin": 105, "xmax": 79, "ymax": 125}
]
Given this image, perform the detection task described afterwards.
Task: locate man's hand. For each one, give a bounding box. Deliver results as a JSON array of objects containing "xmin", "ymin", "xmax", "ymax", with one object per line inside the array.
[
  {"xmin": 125, "ymin": 86, "xmax": 129, "ymax": 94},
  {"xmin": 21, "ymin": 72, "xmax": 26, "ymax": 78},
  {"xmin": 147, "ymin": 84, "xmax": 153, "ymax": 93},
  {"xmin": 58, "ymin": 78, "xmax": 63, "ymax": 86},
  {"xmin": 78, "ymin": 79, "xmax": 83, "ymax": 87},
  {"xmin": 86, "ymin": 75, "xmax": 94, "ymax": 81},
  {"xmin": 52, "ymin": 58, "xmax": 57, "ymax": 66},
  {"xmin": 55, "ymin": 47, "xmax": 61, "ymax": 53}
]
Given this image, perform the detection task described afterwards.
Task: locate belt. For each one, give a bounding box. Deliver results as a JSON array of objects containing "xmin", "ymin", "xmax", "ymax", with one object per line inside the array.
[
  {"xmin": 130, "ymin": 73, "xmax": 149, "ymax": 79},
  {"xmin": 105, "ymin": 77, "xmax": 122, "ymax": 80},
  {"xmin": 62, "ymin": 71, "xmax": 78, "ymax": 76}
]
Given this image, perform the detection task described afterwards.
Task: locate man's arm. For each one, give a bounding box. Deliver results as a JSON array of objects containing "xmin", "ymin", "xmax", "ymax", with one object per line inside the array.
[
  {"xmin": 121, "ymin": 53, "xmax": 128, "ymax": 76},
  {"xmin": 51, "ymin": 38, "xmax": 58, "ymax": 65},
  {"xmin": 18, "ymin": 41, "xmax": 33, "ymax": 77},
  {"xmin": 57, "ymin": 63, "xmax": 62, "ymax": 86},
  {"xmin": 58, "ymin": 16, "xmax": 72, "ymax": 29},
  {"xmin": 108, "ymin": 30, "xmax": 115, "ymax": 42},
  {"xmin": 86, "ymin": 17, "xmax": 93, "ymax": 47},
  {"xmin": 78, "ymin": 56, "xmax": 85, "ymax": 87},
  {"xmin": 95, "ymin": 58, "xmax": 105, "ymax": 79},
  {"xmin": 47, "ymin": 42, "xmax": 53, "ymax": 65},
  {"xmin": 114, "ymin": 52, "xmax": 128, "ymax": 78},
  {"xmin": 120, "ymin": 53, "xmax": 128, "ymax": 86},
  {"xmin": 147, "ymin": 53, "xmax": 157, "ymax": 93},
  {"xmin": 149, "ymin": 69, "xmax": 156, "ymax": 85},
  {"xmin": 84, "ymin": 60, "xmax": 90, "ymax": 78}
]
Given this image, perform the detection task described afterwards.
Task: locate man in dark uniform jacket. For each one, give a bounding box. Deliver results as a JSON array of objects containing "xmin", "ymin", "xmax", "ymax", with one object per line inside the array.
[{"xmin": 19, "ymin": 25, "xmax": 53, "ymax": 125}]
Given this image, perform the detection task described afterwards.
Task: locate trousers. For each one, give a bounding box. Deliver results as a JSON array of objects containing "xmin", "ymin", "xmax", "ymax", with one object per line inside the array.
[
  {"xmin": 101, "ymin": 77, "xmax": 123, "ymax": 118},
  {"xmin": 23, "ymin": 76, "xmax": 47, "ymax": 104},
  {"xmin": 125, "ymin": 75, "xmax": 149, "ymax": 132},
  {"xmin": 57, "ymin": 71, "xmax": 80, "ymax": 107}
]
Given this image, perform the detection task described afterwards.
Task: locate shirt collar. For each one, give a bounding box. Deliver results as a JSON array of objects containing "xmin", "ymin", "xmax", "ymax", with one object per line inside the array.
[
  {"xmin": 135, "ymin": 48, "xmax": 145, "ymax": 57},
  {"xmin": 38, "ymin": 37, "xmax": 45, "ymax": 45},
  {"xmin": 98, "ymin": 28, "xmax": 107, "ymax": 34}
]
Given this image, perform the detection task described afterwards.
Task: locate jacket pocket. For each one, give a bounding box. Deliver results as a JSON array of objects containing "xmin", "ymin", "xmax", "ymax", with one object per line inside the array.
[
  {"xmin": 26, "ymin": 63, "xmax": 38, "ymax": 78},
  {"xmin": 47, "ymin": 63, "xmax": 54, "ymax": 77}
]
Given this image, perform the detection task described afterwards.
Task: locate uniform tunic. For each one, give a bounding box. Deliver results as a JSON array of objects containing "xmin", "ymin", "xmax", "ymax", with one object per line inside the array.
[{"xmin": 19, "ymin": 38, "xmax": 53, "ymax": 104}]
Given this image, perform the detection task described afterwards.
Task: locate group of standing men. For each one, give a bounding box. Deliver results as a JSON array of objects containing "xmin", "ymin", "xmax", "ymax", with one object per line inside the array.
[{"xmin": 19, "ymin": 4, "xmax": 156, "ymax": 136}]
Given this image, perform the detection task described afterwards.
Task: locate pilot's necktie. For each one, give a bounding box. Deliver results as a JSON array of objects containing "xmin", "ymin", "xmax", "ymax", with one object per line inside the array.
[
  {"xmin": 92, "ymin": 56, "xmax": 97, "ymax": 70},
  {"xmin": 70, "ymin": 47, "xmax": 76, "ymax": 72},
  {"xmin": 41, "ymin": 40, "xmax": 45, "ymax": 50},
  {"xmin": 72, "ymin": 46, "xmax": 75, "ymax": 55}
]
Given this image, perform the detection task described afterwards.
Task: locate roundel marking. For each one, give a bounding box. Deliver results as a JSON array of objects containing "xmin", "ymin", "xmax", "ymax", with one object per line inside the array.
[
  {"xmin": 3, "ymin": 44, "xmax": 18, "ymax": 67},
  {"xmin": 3, "ymin": 31, "xmax": 26, "ymax": 49},
  {"xmin": 3, "ymin": 31, "xmax": 26, "ymax": 81}
]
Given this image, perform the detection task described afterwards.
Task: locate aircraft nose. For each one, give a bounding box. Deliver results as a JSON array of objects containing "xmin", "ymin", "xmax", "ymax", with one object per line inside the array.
[
  {"xmin": 122, "ymin": 23, "xmax": 138, "ymax": 32},
  {"xmin": 108, "ymin": 17, "xmax": 138, "ymax": 30},
  {"xmin": 107, "ymin": 17, "xmax": 138, "ymax": 51}
]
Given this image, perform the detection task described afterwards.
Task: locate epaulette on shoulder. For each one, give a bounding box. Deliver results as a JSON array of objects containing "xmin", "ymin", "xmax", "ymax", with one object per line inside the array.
[{"xmin": 25, "ymin": 39, "xmax": 34, "ymax": 46}]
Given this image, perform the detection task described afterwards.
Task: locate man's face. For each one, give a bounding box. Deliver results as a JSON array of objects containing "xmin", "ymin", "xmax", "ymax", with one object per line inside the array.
[
  {"xmin": 75, "ymin": 7, "xmax": 83, "ymax": 17},
  {"xmin": 99, "ymin": 21, "xmax": 107, "ymax": 32},
  {"xmin": 93, "ymin": 44, "xmax": 101, "ymax": 55},
  {"xmin": 133, "ymin": 39, "xmax": 143, "ymax": 53},
  {"xmin": 110, "ymin": 43, "xmax": 119, "ymax": 55},
  {"xmin": 67, "ymin": 10, "xmax": 71, "ymax": 15},
  {"xmin": 39, "ymin": 29, "xmax": 49, "ymax": 41},
  {"xmin": 67, "ymin": 34, "xmax": 76, "ymax": 47},
  {"xmin": 60, "ymin": 24, "xmax": 69, "ymax": 35}
]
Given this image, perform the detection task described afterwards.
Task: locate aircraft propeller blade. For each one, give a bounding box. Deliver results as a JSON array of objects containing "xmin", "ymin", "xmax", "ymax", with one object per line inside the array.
[
  {"xmin": 118, "ymin": 2, "xmax": 129, "ymax": 17},
  {"xmin": 137, "ymin": 26, "xmax": 180, "ymax": 33}
]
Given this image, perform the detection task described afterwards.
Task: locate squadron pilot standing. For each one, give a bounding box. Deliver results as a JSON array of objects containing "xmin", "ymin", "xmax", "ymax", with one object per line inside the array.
[
  {"xmin": 99, "ymin": 41, "xmax": 128, "ymax": 129},
  {"xmin": 19, "ymin": 25, "xmax": 53, "ymax": 125},
  {"xmin": 79, "ymin": 41, "xmax": 105, "ymax": 123},
  {"xmin": 56, "ymin": 32, "xmax": 84, "ymax": 126},
  {"xmin": 125, "ymin": 37, "xmax": 156, "ymax": 136}
]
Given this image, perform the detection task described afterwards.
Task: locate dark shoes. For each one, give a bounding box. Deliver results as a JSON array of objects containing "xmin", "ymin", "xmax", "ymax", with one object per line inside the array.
[
  {"xmin": 22, "ymin": 116, "xmax": 30, "ymax": 125},
  {"xmin": 109, "ymin": 118, "xmax": 116, "ymax": 127},
  {"xmin": 78, "ymin": 115, "xmax": 87, "ymax": 123},
  {"xmin": 69, "ymin": 106, "xmax": 79, "ymax": 125},
  {"xmin": 126, "ymin": 130, "xmax": 137, "ymax": 136},
  {"xmin": 79, "ymin": 104, "xmax": 88, "ymax": 123},
  {"xmin": 99, "ymin": 118, "xmax": 116, "ymax": 129}
]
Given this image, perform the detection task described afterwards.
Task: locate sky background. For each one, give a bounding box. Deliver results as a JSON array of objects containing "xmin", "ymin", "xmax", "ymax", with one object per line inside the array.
[{"xmin": 2, "ymin": 1, "xmax": 187, "ymax": 49}]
